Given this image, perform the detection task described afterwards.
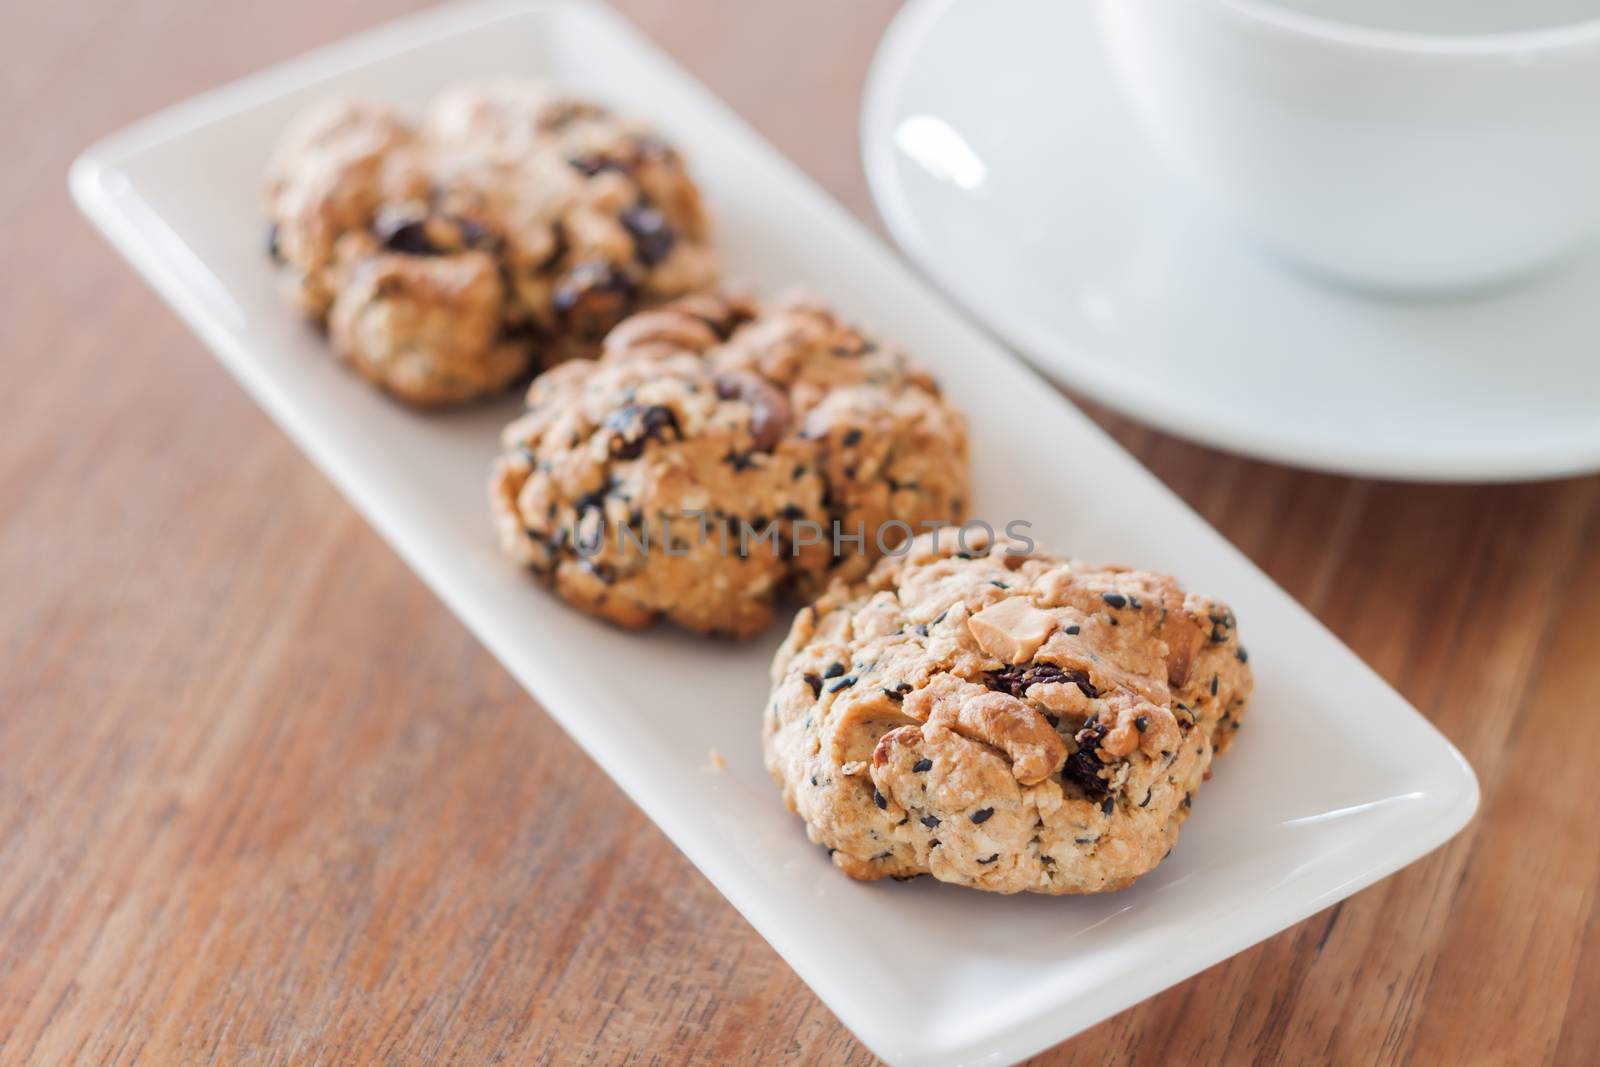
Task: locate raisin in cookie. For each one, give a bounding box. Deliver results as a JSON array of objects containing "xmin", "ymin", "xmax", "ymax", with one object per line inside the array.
[
  {"xmin": 763, "ymin": 527, "xmax": 1252, "ymax": 894},
  {"xmin": 489, "ymin": 292, "xmax": 969, "ymax": 638},
  {"xmin": 265, "ymin": 82, "xmax": 718, "ymax": 406}
]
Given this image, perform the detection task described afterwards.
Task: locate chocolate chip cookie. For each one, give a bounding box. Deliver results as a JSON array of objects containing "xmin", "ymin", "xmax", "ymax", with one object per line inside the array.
[
  {"xmin": 763, "ymin": 527, "xmax": 1252, "ymax": 894},
  {"xmin": 266, "ymin": 82, "xmax": 718, "ymax": 406},
  {"xmin": 489, "ymin": 292, "xmax": 970, "ymax": 637}
]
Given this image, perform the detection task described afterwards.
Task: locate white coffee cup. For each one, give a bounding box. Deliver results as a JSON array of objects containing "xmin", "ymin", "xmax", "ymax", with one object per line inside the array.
[{"xmin": 1094, "ymin": 0, "xmax": 1600, "ymax": 293}]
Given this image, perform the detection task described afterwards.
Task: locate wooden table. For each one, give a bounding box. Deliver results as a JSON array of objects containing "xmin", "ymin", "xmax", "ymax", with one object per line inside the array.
[{"xmin": 4, "ymin": 0, "xmax": 1598, "ymax": 1062}]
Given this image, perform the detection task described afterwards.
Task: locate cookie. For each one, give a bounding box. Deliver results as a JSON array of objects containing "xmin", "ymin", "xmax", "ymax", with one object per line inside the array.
[
  {"xmin": 489, "ymin": 292, "xmax": 970, "ymax": 638},
  {"xmin": 763, "ymin": 527, "xmax": 1252, "ymax": 894},
  {"xmin": 265, "ymin": 82, "xmax": 719, "ymax": 406}
]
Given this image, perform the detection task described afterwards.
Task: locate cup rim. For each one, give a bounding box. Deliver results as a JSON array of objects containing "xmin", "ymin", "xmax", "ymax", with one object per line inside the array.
[{"xmin": 1221, "ymin": 0, "xmax": 1600, "ymax": 55}]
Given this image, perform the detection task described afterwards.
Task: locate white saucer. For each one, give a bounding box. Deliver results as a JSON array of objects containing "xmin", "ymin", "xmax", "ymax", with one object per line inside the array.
[{"xmin": 862, "ymin": 0, "xmax": 1600, "ymax": 482}]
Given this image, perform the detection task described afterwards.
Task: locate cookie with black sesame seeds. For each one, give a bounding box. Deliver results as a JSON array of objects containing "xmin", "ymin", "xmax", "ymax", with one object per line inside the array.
[
  {"xmin": 489, "ymin": 292, "xmax": 970, "ymax": 638},
  {"xmin": 265, "ymin": 81, "xmax": 719, "ymax": 406},
  {"xmin": 763, "ymin": 526, "xmax": 1253, "ymax": 894}
]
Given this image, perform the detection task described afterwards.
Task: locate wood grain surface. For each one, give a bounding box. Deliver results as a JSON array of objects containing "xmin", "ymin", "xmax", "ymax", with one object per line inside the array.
[{"xmin": 3, "ymin": 0, "xmax": 1598, "ymax": 1063}]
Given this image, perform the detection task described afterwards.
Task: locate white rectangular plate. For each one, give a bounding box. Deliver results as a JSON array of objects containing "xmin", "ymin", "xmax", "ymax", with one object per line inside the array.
[{"xmin": 70, "ymin": 3, "xmax": 1479, "ymax": 1063}]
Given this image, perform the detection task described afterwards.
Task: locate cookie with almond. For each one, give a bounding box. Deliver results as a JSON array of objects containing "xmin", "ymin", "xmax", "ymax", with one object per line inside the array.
[{"xmin": 763, "ymin": 526, "xmax": 1252, "ymax": 894}]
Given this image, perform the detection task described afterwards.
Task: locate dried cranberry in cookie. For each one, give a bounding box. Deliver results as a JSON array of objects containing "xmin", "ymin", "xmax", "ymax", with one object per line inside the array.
[
  {"xmin": 489, "ymin": 292, "xmax": 970, "ymax": 638},
  {"xmin": 763, "ymin": 527, "xmax": 1253, "ymax": 894}
]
